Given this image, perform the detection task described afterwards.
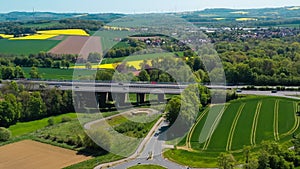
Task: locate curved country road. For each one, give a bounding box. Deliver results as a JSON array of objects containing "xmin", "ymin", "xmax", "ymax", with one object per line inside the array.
[{"xmin": 91, "ymin": 90, "xmax": 300, "ymax": 169}]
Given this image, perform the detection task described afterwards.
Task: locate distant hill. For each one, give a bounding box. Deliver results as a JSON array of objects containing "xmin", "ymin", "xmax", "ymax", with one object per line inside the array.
[
  {"xmin": 177, "ymin": 6, "xmax": 300, "ymax": 27},
  {"xmin": 0, "ymin": 6, "xmax": 300, "ymax": 27},
  {"xmin": 0, "ymin": 11, "xmax": 125, "ymax": 23}
]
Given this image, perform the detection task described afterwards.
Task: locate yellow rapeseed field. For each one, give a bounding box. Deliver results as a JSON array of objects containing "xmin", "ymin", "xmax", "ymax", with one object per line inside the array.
[
  {"xmin": 8, "ymin": 29, "xmax": 89, "ymax": 40},
  {"xmin": 0, "ymin": 34, "xmax": 14, "ymax": 38},
  {"xmin": 213, "ymin": 18, "xmax": 226, "ymax": 21},
  {"xmin": 37, "ymin": 29, "xmax": 89, "ymax": 36},
  {"xmin": 10, "ymin": 34, "xmax": 57, "ymax": 40},
  {"xmin": 236, "ymin": 18, "xmax": 258, "ymax": 21},
  {"xmin": 231, "ymin": 11, "xmax": 249, "ymax": 14},
  {"xmin": 72, "ymin": 63, "xmax": 116, "ymax": 69},
  {"xmin": 72, "ymin": 60, "xmax": 152, "ymax": 70}
]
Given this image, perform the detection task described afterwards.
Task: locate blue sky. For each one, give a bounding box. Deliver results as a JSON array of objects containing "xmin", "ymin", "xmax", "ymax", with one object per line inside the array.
[{"xmin": 0, "ymin": 0, "xmax": 299, "ymax": 13}]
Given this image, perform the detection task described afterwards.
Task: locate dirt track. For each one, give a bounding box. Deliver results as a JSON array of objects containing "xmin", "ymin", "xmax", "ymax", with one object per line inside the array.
[
  {"xmin": 0, "ymin": 140, "xmax": 91, "ymax": 169},
  {"xmin": 49, "ymin": 36, "xmax": 102, "ymax": 59}
]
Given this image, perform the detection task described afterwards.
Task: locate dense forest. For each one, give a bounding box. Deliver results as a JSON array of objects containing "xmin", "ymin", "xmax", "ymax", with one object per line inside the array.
[{"xmin": 211, "ymin": 31, "xmax": 300, "ymax": 85}]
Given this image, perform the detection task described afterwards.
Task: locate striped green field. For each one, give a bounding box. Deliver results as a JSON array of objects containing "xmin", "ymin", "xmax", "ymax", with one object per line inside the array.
[{"xmin": 188, "ymin": 96, "xmax": 300, "ymax": 152}]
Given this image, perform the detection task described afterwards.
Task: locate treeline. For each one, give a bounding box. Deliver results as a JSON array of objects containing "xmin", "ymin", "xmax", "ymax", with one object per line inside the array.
[
  {"xmin": 0, "ymin": 81, "xmax": 74, "ymax": 127},
  {"xmin": 218, "ymin": 140, "xmax": 300, "ymax": 169},
  {"xmin": 0, "ymin": 52, "xmax": 77, "ymax": 68},
  {"xmin": 39, "ymin": 19, "xmax": 104, "ymax": 32},
  {"xmin": 0, "ymin": 19, "xmax": 104, "ymax": 36},
  {"xmin": 0, "ymin": 21, "xmax": 36, "ymax": 36},
  {"xmin": 255, "ymin": 18, "xmax": 300, "ymax": 27}
]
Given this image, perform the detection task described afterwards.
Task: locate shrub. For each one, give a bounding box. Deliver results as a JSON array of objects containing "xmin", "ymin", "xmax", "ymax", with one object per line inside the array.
[
  {"xmin": 61, "ymin": 116, "xmax": 72, "ymax": 123},
  {"xmin": 0, "ymin": 127, "xmax": 11, "ymax": 141},
  {"xmin": 48, "ymin": 118, "xmax": 54, "ymax": 126}
]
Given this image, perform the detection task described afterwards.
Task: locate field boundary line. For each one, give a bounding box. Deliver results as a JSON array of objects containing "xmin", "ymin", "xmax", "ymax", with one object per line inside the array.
[
  {"xmin": 226, "ymin": 103, "xmax": 245, "ymax": 151},
  {"xmin": 250, "ymin": 101, "xmax": 262, "ymax": 145},
  {"xmin": 285, "ymin": 102, "xmax": 300, "ymax": 136},
  {"xmin": 273, "ymin": 100, "xmax": 280, "ymax": 141},
  {"xmin": 202, "ymin": 105, "xmax": 227, "ymax": 150},
  {"xmin": 186, "ymin": 108, "xmax": 209, "ymax": 149}
]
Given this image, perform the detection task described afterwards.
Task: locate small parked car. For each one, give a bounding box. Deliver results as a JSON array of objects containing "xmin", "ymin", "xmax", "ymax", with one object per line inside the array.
[{"xmin": 55, "ymin": 85, "xmax": 62, "ymax": 88}]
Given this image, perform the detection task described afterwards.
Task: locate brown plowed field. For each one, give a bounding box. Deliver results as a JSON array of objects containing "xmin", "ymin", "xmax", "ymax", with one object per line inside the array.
[
  {"xmin": 0, "ymin": 140, "xmax": 91, "ymax": 169},
  {"xmin": 49, "ymin": 36, "xmax": 102, "ymax": 59}
]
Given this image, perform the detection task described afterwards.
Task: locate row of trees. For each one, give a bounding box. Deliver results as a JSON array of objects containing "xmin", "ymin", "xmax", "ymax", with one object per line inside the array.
[
  {"xmin": 218, "ymin": 139, "xmax": 300, "ymax": 169},
  {"xmin": 0, "ymin": 81, "xmax": 74, "ymax": 127},
  {"xmin": 0, "ymin": 66, "xmax": 43, "ymax": 80},
  {"xmin": 0, "ymin": 52, "xmax": 102, "ymax": 71}
]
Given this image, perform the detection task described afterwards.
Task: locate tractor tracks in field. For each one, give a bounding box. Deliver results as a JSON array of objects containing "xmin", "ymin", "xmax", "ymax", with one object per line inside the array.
[
  {"xmin": 186, "ymin": 108, "xmax": 209, "ymax": 149},
  {"xmin": 250, "ymin": 101, "xmax": 262, "ymax": 145},
  {"xmin": 284, "ymin": 102, "xmax": 300, "ymax": 136},
  {"xmin": 274, "ymin": 100, "xmax": 280, "ymax": 141},
  {"xmin": 226, "ymin": 103, "xmax": 245, "ymax": 151},
  {"xmin": 202, "ymin": 105, "xmax": 228, "ymax": 150}
]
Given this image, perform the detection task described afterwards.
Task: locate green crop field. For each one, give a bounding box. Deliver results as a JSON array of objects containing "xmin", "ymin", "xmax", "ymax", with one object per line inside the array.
[
  {"xmin": 188, "ymin": 96, "xmax": 300, "ymax": 152},
  {"xmin": 22, "ymin": 67, "xmax": 96, "ymax": 80},
  {"xmin": 207, "ymin": 102, "xmax": 240, "ymax": 151},
  {"xmin": 0, "ymin": 39, "xmax": 61, "ymax": 55},
  {"xmin": 92, "ymin": 30, "xmax": 133, "ymax": 51}
]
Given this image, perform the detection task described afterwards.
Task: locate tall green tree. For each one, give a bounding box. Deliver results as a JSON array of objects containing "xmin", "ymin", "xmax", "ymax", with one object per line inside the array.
[
  {"xmin": 87, "ymin": 52, "xmax": 102, "ymax": 63},
  {"xmin": 14, "ymin": 66, "xmax": 25, "ymax": 79},
  {"xmin": 27, "ymin": 92, "xmax": 46, "ymax": 119},
  {"xmin": 138, "ymin": 70, "xmax": 150, "ymax": 81},
  {"xmin": 29, "ymin": 67, "xmax": 42, "ymax": 79},
  {"xmin": 1, "ymin": 66, "xmax": 15, "ymax": 79},
  {"xmin": 0, "ymin": 94, "xmax": 21, "ymax": 127},
  {"xmin": 41, "ymin": 89, "xmax": 63, "ymax": 116},
  {"xmin": 165, "ymin": 95, "xmax": 181, "ymax": 125},
  {"xmin": 218, "ymin": 153, "xmax": 236, "ymax": 169}
]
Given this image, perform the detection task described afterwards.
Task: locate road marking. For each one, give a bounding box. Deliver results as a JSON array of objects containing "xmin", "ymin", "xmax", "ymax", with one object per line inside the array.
[
  {"xmin": 202, "ymin": 105, "xmax": 227, "ymax": 150},
  {"xmin": 186, "ymin": 108, "xmax": 209, "ymax": 149},
  {"xmin": 250, "ymin": 101, "xmax": 262, "ymax": 145},
  {"xmin": 273, "ymin": 100, "xmax": 280, "ymax": 141},
  {"xmin": 226, "ymin": 103, "xmax": 245, "ymax": 151}
]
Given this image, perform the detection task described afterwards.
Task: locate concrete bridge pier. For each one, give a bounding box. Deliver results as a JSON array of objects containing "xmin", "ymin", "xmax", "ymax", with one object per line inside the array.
[
  {"xmin": 96, "ymin": 92, "xmax": 108, "ymax": 108},
  {"xmin": 136, "ymin": 93, "xmax": 146, "ymax": 105},
  {"xmin": 74, "ymin": 91, "xmax": 98, "ymax": 109},
  {"xmin": 157, "ymin": 93, "xmax": 165, "ymax": 103},
  {"xmin": 107, "ymin": 92, "xmax": 113, "ymax": 102},
  {"xmin": 113, "ymin": 93, "xmax": 128, "ymax": 107}
]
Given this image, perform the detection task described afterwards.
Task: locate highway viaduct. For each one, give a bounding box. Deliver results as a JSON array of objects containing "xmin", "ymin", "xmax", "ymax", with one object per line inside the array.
[{"xmin": 15, "ymin": 80, "xmax": 229, "ymax": 108}]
